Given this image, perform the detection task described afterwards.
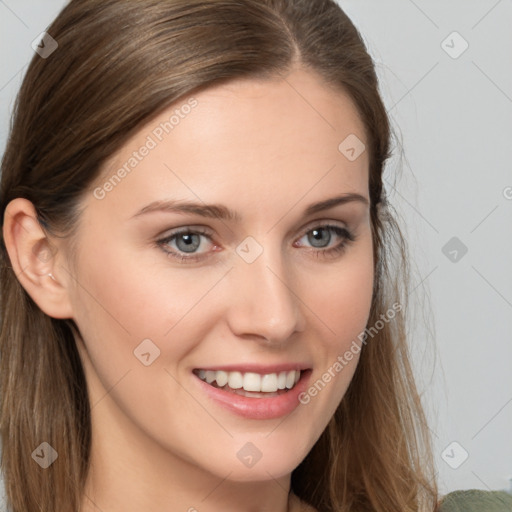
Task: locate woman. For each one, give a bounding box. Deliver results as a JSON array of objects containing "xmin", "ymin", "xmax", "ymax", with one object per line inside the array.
[{"xmin": 1, "ymin": 1, "xmax": 511, "ymax": 511}]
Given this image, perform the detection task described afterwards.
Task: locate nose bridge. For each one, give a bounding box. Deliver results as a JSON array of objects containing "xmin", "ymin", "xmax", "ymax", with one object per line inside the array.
[{"xmin": 227, "ymin": 239, "xmax": 305, "ymax": 343}]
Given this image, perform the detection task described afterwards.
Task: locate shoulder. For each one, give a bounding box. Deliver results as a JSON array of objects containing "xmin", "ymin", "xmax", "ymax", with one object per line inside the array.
[{"xmin": 439, "ymin": 489, "xmax": 512, "ymax": 511}]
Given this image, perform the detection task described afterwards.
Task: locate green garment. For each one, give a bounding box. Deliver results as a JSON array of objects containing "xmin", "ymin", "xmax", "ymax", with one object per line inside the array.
[{"xmin": 439, "ymin": 490, "xmax": 512, "ymax": 511}]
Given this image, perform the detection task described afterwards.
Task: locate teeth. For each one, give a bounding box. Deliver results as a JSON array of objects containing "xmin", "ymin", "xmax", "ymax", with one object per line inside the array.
[
  {"xmin": 243, "ymin": 372, "xmax": 261, "ymax": 392},
  {"xmin": 216, "ymin": 370, "xmax": 228, "ymax": 387},
  {"xmin": 196, "ymin": 369, "xmax": 302, "ymax": 393},
  {"xmin": 285, "ymin": 371, "xmax": 295, "ymax": 389},
  {"xmin": 261, "ymin": 373, "xmax": 277, "ymax": 392},
  {"xmin": 228, "ymin": 371, "xmax": 243, "ymax": 389}
]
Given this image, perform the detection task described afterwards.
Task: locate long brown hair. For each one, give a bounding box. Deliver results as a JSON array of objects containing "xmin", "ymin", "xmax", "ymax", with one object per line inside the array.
[{"xmin": 0, "ymin": 1, "xmax": 439, "ymax": 510}]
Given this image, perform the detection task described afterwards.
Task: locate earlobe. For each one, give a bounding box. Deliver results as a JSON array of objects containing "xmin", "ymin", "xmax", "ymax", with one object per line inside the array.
[{"xmin": 2, "ymin": 198, "xmax": 74, "ymax": 319}]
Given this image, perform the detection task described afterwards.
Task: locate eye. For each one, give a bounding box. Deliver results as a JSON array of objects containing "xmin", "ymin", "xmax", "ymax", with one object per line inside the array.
[
  {"xmin": 157, "ymin": 227, "xmax": 217, "ymax": 262},
  {"xmin": 156, "ymin": 223, "xmax": 356, "ymax": 264},
  {"xmin": 294, "ymin": 224, "xmax": 356, "ymax": 258}
]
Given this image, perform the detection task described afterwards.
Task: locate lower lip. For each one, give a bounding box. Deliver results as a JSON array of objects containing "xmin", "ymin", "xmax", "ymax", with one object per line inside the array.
[{"xmin": 194, "ymin": 370, "xmax": 312, "ymax": 420}]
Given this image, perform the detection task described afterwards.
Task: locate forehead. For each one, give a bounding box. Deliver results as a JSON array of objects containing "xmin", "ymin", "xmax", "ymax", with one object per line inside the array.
[{"xmin": 89, "ymin": 68, "xmax": 369, "ymax": 218}]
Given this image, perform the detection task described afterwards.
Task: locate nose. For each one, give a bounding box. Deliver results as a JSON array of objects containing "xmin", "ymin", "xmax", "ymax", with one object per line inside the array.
[{"xmin": 225, "ymin": 244, "xmax": 306, "ymax": 345}]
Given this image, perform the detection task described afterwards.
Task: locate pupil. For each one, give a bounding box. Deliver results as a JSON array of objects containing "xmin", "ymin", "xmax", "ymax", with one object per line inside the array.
[
  {"xmin": 308, "ymin": 228, "xmax": 331, "ymax": 248},
  {"xmin": 177, "ymin": 233, "xmax": 200, "ymax": 252}
]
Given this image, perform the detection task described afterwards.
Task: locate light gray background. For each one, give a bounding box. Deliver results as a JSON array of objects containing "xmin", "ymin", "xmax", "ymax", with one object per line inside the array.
[{"xmin": 0, "ymin": 0, "xmax": 511, "ymax": 502}]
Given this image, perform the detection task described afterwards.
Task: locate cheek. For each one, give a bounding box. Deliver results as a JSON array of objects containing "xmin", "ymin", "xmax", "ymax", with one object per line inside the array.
[
  {"xmin": 292, "ymin": 236, "xmax": 373, "ymax": 416},
  {"xmin": 68, "ymin": 244, "xmax": 228, "ymax": 444},
  {"xmin": 71, "ymin": 239, "xmax": 221, "ymax": 334},
  {"xmin": 308, "ymin": 237, "xmax": 375, "ymax": 346},
  {"xmin": 67, "ymin": 247, "xmax": 251, "ymax": 476}
]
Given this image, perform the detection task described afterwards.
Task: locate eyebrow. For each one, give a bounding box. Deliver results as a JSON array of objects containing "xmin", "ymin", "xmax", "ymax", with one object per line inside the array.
[{"xmin": 131, "ymin": 193, "xmax": 369, "ymax": 222}]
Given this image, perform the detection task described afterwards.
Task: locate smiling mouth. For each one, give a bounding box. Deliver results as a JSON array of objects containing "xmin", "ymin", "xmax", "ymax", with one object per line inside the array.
[{"xmin": 193, "ymin": 369, "xmax": 302, "ymax": 398}]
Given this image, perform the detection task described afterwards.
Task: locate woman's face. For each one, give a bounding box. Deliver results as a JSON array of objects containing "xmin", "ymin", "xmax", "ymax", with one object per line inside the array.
[{"xmin": 64, "ymin": 67, "xmax": 374, "ymax": 482}]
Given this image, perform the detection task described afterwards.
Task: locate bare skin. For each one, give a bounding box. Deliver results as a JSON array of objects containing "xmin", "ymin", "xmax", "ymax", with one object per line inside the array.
[{"xmin": 4, "ymin": 66, "xmax": 373, "ymax": 512}]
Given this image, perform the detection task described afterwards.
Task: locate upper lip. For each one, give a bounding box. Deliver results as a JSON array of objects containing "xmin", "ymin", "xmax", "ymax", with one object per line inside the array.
[{"xmin": 193, "ymin": 363, "xmax": 311, "ymax": 374}]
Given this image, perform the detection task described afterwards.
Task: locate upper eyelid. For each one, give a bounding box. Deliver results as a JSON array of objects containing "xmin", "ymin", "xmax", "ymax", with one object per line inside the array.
[
  {"xmin": 298, "ymin": 219, "xmax": 349, "ymax": 235},
  {"xmin": 159, "ymin": 218, "xmax": 349, "ymax": 239}
]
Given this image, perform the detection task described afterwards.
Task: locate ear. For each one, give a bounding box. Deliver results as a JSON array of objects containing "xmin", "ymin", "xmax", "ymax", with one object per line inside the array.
[{"xmin": 2, "ymin": 198, "xmax": 74, "ymax": 319}]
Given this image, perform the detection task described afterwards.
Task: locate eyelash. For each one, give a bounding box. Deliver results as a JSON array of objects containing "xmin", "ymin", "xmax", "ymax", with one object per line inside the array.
[{"xmin": 156, "ymin": 224, "xmax": 356, "ymax": 263}]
